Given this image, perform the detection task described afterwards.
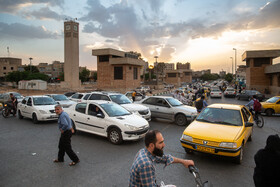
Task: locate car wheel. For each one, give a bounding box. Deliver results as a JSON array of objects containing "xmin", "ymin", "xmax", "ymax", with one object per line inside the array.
[
  {"xmin": 18, "ymin": 110, "xmax": 23, "ymax": 119},
  {"xmin": 32, "ymin": 113, "xmax": 38, "ymax": 124},
  {"xmin": 184, "ymin": 148, "xmax": 193, "ymax": 154},
  {"xmin": 108, "ymin": 128, "xmax": 123, "ymax": 145},
  {"xmin": 234, "ymin": 145, "xmax": 243, "ymax": 164},
  {"xmin": 175, "ymin": 114, "xmax": 187, "ymax": 126},
  {"xmin": 266, "ymin": 109, "xmax": 274, "ymax": 117},
  {"xmin": 71, "ymin": 120, "xmax": 77, "ymax": 135}
]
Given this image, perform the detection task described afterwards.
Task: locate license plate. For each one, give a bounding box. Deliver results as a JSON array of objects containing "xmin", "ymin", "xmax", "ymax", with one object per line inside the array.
[
  {"xmin": 196, "ymin": 145, "xmax": 215, "ymax": 153},
  {"xmin": 51, "ymin": 115, "xmax": 58, "ymax": 118}
]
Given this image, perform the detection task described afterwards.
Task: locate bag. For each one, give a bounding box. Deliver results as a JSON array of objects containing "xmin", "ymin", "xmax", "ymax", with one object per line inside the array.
[
  {"xmin": 195, "ymin": 99, "xmax": 203, "ymax": 111},
  {"xmin": 253, "ymin": 99, "xmax": 262, "ymax": 112}
]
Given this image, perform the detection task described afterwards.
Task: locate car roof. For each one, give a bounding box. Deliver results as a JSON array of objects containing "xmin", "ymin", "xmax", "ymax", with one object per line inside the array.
[
  {"xmin": 84, "ymin": 100, "xmax": 114, "ymax": 105},
  {"xmin": 26, "ymin": 95, "xmax": 51, "ymax": 98},
  {"xmin": 208, "ymin": 103, "xmax": 243, "ymax": 110},
  {"xmin": 90, "ymin": 91, "xmax": 122, "ymax": 95},
  {"xmin": 148, "ymin": 96, "xmax": 173, "ymax": 99}
]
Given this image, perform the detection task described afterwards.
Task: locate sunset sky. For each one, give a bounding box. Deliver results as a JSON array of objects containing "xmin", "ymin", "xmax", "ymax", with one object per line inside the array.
[{"xmin": 0, "ymin": 0, "xmax": 280, "ymax": 73}]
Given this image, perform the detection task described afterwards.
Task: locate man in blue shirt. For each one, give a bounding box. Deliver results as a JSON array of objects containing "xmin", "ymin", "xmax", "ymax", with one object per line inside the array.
[
  {"xmin": 129, "ymin": 130, "xmax": 194, "ymax": 186},
  {"xmin": 53, "ymin": 105, "xmax": 79, "ymax": 166}
]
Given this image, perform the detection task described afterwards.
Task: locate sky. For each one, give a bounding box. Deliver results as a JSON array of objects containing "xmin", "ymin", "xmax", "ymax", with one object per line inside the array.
[{"xmin": 0, "ymin": 0, "xmax": 280, "ymax": 73}]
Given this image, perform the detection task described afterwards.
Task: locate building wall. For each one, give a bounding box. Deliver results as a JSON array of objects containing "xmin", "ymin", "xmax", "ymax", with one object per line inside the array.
[
  {"xmin": 165, "ymin": 73, "xmax": 180, "ymax": 86},
  {"xmin": 0, "ymin": 57, "xmax": 22, "ymax": 77}
]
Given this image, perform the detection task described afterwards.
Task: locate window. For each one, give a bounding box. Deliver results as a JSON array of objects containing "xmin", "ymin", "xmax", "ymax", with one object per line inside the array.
[
  {"xmin": 133, "ymin": 67, "xmax": 138, "ymax": 80},
  {"xmin": 27, "ymin": 98, "xmax": 32, "ymax": 106},
  {"xmin": 168, "ymin": 73, "xmax": 176, "ymax": 77},
  {"xmin": 83, "ymin": 94, "xmax": 90, "ymax": 100},
  {"xmin": 114, "ymin": 67, "xmax": 123, "ymax": 80},
  {"xmin": 254, "ymin": 58, "xmax": 270, "ymax": 67},
  {"xmin": 75, "ymin": 103, "xmax": 87, "ymax": 114},
  {"xmin": 88, "ymin": 104, "xmax": 97, "ymax": 116},
  {"xmin": 11, "ymin": 67, "xmax": 14, "ymax": 70},
  {"xmin": 155, "ymin": 98, "xmax": 169, "ymax": 107},
  {"xmin": 143, "ymin": 97, "xmax": 157, "ymax": 105},
  {"xmin": 22, "ymin": 99, "xmax": 27, "ymax": 104},
  {"xmin": 99, "ymin": 55, "xmax": 109, "ymax": 62},
  {"xmin": 3, "ymin": 67, "xmax": 6, "ymax": 70},
  {"xmin": 88, "ymin": 94, "xmax": 110, "ymax": 101}
]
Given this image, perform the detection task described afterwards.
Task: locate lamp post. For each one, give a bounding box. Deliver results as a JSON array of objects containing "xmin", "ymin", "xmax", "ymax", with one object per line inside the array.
[
  {"xmin": 233, "ymin": 48, "xmax": 237, "ymax": 82},
  {"xmin": 154, "ymin": 56, "xmax": 158, "ymax": 86},
  {"xmin": 230, "ymin": 57, "xmax": 233, "ymax": 75},
  {"xmin": 29, "ymin": 57, "xmax": 33, "ymax": 73}
]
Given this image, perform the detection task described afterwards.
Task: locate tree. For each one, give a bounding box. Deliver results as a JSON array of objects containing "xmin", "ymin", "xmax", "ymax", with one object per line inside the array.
[
  {"xmin": 58, "ymin": 72, "xmax": 64, "ymax": 81},
  {"xmin": 201, "ymin": 73, "xmax": 220, "ymax": 81},
  {"xmin": 24, "ymin": 65, "xmax": 39, "ymax": 73},
  {"xmin": 225, "ymin": 73, "xmax": 233, "ymax": 83},
  {"xmin": 79, "ymin": 68, "xmax": 90, "ymax": 82},
  {"xmin": 92, "ymin": 72, "xmax": 97, "ymax": 81}
]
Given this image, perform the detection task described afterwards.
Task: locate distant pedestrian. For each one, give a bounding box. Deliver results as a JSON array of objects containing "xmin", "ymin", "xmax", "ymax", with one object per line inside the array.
[
  {"xmin": 253, "ymin": 134, "xmax": 280, "ymax": 187},
  {"xmin": 132, "ymin": 90, "xmax": 136, "ymax": 102},
  {"xmin": 195, "ymin": 95, "xmax": 207, "ymax": 113},
  {"xmin": 53, "ymin": 105, "xmax": 79, "ymax": 166}
]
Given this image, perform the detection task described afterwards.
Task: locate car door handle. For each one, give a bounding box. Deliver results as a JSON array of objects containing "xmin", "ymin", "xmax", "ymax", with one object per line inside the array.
[{"xmin": 156, "ymin": 107, "xmax": 159, "ymax": 110}]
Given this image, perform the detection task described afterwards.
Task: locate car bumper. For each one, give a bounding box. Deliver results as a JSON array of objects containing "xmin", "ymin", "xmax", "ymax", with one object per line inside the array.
[
  {"xmin": 180, "ymin": 138, "xmax": 241, "ymax": 157},
  {"xmin": 38, "ymin": 114, "xmax": 58, "ymax": 121},
  {"xmin": 123, "ymin": 127, "xmax": 149, "ymax": 140}
]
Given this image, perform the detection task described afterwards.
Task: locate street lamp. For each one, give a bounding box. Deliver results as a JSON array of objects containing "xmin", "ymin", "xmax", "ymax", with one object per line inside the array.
[
  {"xmin": 29, "ymin": 57, "xmax": 33, "ymax": 73},
  {"xmin": 154, "ymin": 56, "xmax": 158, "ymax": 86},
  {"xmin": 233, "ymin": 48, "xmax": 237, "ymax": 81},
  {"xmin": 230, "ymin": 57, "xmax": 233, "ymax": 75}
]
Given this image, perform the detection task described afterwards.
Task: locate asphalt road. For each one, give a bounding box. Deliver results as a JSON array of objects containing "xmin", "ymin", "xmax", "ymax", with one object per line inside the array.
[{"xmin": 0, "ymin": 96, "xmax": 279, "ymax": 187}]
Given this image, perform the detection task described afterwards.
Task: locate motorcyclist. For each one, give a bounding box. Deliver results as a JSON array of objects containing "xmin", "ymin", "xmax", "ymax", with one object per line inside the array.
[
  {"xmin": 9, "ymin": 93, "xmax": 18, "ymax": 116},
  {"xmin": 246, "ymin": 95, "xmax": 261, "ymax": 119}
]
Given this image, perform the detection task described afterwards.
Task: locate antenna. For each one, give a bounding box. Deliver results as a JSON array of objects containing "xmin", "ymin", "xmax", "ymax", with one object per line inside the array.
[{"xmin": 7, "ymin": 46, "xmax": 10, "ymax": 57}]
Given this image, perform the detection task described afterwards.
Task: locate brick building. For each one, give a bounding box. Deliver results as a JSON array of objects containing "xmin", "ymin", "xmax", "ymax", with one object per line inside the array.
[
  {"xmin": 38, "ymin": 61, "xmax": 64, "ymax": 78},
  {"xmin": 92, "ymin": 48, "xmax": 145, "ymax": 91},
  {"xmin": 164, "ymin": 69, "xmax": 192, "ymax": 86},
  {"xmin": 0, "ymin": 57, "xmax": 22, "ymax": 77}
]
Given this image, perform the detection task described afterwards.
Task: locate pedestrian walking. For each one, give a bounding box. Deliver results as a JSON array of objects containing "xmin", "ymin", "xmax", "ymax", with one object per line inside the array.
[
  {"xmin": 53, "ymin": 105, "xmax": 80, "ymax": 166},
  {"xmin": 132, "ymin": 90, "xmax": 136, "ymax": 102}
]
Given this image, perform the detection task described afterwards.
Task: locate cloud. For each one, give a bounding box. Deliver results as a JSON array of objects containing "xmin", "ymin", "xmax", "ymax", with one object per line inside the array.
[
  {"xmin": 0, "ymin": 0, "xmax": 64, "ymax": 13},
  {"xmin": 0, "ymin": 22, "xmax": 61, "ymax": 39},
  {"xmin": 21, "ymin": 7, "xmax": 66, "ymax": 20}
]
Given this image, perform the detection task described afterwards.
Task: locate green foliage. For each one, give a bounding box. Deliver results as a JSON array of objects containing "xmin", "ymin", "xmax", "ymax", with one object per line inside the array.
[
  {"xmin": 24, "ymin": 65, "xmax": 39, "ymax": 73},
  {"xmin": 79, "ymin": 68, "xmax": 90, "ymax": 82},
  {"xmin": 225, "ymin": 73, "xmax": 233, "ymax": 83},
  {"xmin": 201, "ymin": 73, "xmax": 220, "ymax": 81},
  {"xmin": 93, "ymin": 72, "xmax": 97, "ymax": 81},
  {"xmin": 59, "ymin": 72, "xmax": 64, "ymax": 81},
  {"xmin": 5, "ymin": 71, "xmax": 49, "ymax": 83}
]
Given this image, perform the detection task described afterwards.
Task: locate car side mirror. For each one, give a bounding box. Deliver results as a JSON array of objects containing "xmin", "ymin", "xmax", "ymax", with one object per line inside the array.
[
  {"xmin": 245, "ymin": 122, "xmax": 254, "ymax": 127},
  {"xmin": 97, "ymin": 114, "xmax": 104, "ymax": 118},
  {"xmin": 27, "ymin": 103, "xmax": 32, "ymax": 106}
]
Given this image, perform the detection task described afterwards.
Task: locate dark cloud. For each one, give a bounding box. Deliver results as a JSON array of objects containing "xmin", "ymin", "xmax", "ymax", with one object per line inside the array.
[
  {"xmin": 0, "ymin": 0, "xmax": 64, "ymax": 13},
  {"xmin": 0, "ymin": 22, "xmax": 60, "ymax": 39},
  {"xmin": 22, "ymin": 7, "xmax": 66, "ymax": 20}
]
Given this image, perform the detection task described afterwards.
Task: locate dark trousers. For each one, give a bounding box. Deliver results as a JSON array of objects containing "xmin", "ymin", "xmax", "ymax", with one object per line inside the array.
[{"xmin": 58, "ymin": 130, "xmax": 79, "ymax": 162}]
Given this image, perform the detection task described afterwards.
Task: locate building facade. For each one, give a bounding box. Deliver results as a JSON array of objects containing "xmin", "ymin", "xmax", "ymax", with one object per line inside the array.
[
  {"xmin": 176, "ymin": 62, "xmax": 190, "ymax": 70},
  {"xmin": 164, "ymin": 69, "xmax": 192, "ymax": 86},
  {"xmin": 92, "ymin": 48, "xmax": 145, "ymax": 91},
  {"xmin": 0, "ymin": 57, "xmax": 22, "ymax": 77},
  {"xmin": 38, "ymin": 61, "xmax": 64, "ymax": 78}
]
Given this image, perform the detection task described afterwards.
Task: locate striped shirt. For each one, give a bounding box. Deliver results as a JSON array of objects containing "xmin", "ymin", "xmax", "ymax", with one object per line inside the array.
[{"xmin": 129, "ymin": 148, "xmax": 174, "ymax": 187}]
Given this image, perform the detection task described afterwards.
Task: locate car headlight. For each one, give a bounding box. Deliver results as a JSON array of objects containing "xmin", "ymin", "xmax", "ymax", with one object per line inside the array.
[
  {"xmin": 181, "ymin": 134, "xmax": 193, "ymax": 142},
  {"xmin": 219, "ymin": 142, "xmax": 237, "ymax": 148},
  {"xmin": 124, "ymin": 124, "xmax": 140, "ymax": 131},
  {"xmin": 39, "ymin": 110, "xmax": 47, "ymax": 114}
]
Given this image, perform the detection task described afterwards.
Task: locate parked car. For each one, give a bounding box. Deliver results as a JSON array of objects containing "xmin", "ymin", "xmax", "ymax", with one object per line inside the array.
[
  {"xmin": 236, "ymin": 90, "xmax": 265, "ymax": 101},
  {"xmin": 261, "ymin": 96, "xmax": 280, "ymax": 116},
  {"xmin": 46, "ymin": 94, "xmax": 76, "ymax": 108},
  {"xmin": 0, "ymin": 92, "xmax": 24, "ymax": 104},
  {"xmin": 17, "ymin": 96, "xmax": 58, "ymax": 123},
  {"xmin": 210, "ymin": 87, "xmax": 222, "ymax": 98},
  {"xmin": 180, "ymin": 103, "xmax": 253, "ymax": 164},
  {"xmin": 64, "ymin": 92, "xmax": 77, "ymax": 98},
  {"xmin": 69, "ymin": 92, "xmax": 91, "ymax": 102},
  {"xmin": 137, "ymin": 96, "xmax": 197, "ymax": 126},
  {"xmin": 135, "ymin": 86, "xmax": 150, "ymax": 93},
  {"xmin": 85, "ymin": 92, "xmax": 151, "ymax": 121},
  {"xmin": 64, "ymin": 100, "xmax": 149, "ymax": 144},
  {"xmin": 125, "ymin": 91, "xmax": 145, "ymax": 101},
  {"xmin": 224, "ymin": 87, "xmax": 236, "ymax": 98}
]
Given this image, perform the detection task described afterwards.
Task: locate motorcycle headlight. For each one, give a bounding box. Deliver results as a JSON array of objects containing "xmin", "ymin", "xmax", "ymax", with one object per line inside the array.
[
  {"xmin": 219, "ymin": 142, "xmax": 237, "ymax": 148},
  {"xmin": 181, "ymin": 134, "xmax": 193, "ymax": 142},
  {"xmin": 124, "ymin": 124, "xmax": 140, "ymax": 131},
  {"xmin": 39, "ymin": 110, "xmax": 47, "ymax": 114}
]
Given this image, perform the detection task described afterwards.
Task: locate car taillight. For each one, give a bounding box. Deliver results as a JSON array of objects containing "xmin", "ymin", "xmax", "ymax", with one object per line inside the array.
[{"xmin": 219, "ymin": 93, "xmax": 222, "ymax": 95}]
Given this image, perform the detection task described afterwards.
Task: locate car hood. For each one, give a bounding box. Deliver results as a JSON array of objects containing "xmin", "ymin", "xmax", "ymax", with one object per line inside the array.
[
  {"xmin": 56, "ymin": 100, "xmax": 75, "ymax": 105},
  {"xmin": 184, "ymin": 120, "xmax": 242, "ymax": 142},
  {"xmin": 114, "ymin": 114, "xmax": 149, "ymax": 128},
  {"xmin": 33, "ymin": 104, "xmax": 57, "ymax": 111},
  {"xmin": 121, "ymin": 103, "xmax": 148, "ymax": 112},
  {"xmin": 261, "ymin": 101, "xmax": 275, "ymax": 107},
  {"xmin": 175, "ymin": 105, "xmax": 197, "ymax": 114}
]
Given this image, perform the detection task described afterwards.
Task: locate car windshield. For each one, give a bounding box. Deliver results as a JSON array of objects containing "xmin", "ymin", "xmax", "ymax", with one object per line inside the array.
[
  {"xmin": 33, "ymin": 97, "xmax": 56, "ymax": 105},
  {"xmin": 11, "ymin": 93, "xmax": 22, "ymax": 98},
  {"xmin": 226, "ymin": 89, "xmax": 234, "ymax": 91},
  {"xmin": 53, "ymin": 95, "xmax": 68, "ymax": 101},
  {"xmin": 266, "ymin": 97, "xmax": 280, "ymax": 103},
  {"xmin": 100, "ymin": 103, "xmax": 131, "ymax": 117},
  {"xmin": 109, "ymin": 94, "xmax": 132, "ymax": 104},
  {"xmin": 196, "ymin": 107, "xmax": 242, "ymax": 126},
  {"xmin": 166, "ymin": 98, "xmax": 183, "ymax": 107},
  {"xmin": 212, "ymin": 89, "xmax": 220, "ymax": 92}
]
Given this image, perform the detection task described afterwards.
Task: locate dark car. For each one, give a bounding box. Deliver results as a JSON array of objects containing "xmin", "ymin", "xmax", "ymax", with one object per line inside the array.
[
  {"xmin": 0, "ymin": 92, "xmax": 24, "ymax": 104},
  {"xmin": 236, "ymin": 90, "xmax": 265, "ymax": 101}
]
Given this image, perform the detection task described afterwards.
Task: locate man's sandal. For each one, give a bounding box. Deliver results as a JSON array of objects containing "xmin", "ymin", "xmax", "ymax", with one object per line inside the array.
[
  {"xmin": 53, "ymin": 159, "xmax": 63, "ymax": 163},
  {"xmin": 69, "ymin": 160, "xmax": 80, "ymax": 166}
]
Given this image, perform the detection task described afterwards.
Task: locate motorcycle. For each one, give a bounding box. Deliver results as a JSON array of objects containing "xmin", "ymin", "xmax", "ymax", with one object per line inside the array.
[{"xmin": 2, "ymin": 101, "xmax": 15, "ymax": 118}]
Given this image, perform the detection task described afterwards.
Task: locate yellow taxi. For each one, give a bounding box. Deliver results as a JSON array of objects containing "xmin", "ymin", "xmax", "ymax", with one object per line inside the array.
[
  {"xmin": 261, "ymin": 96, "xmax": 280, "ymax": 116},
  {"xmin": 180, "ymin": 103, "xmax": 253, "ymax": 164}
]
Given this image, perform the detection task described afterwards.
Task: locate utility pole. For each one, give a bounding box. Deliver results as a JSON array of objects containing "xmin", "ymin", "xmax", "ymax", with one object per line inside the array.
[
  {"xmin": 29, "ymin": 57, "xmax": 33, "ymax": 73},
  {"xmin": 233, "ymin": 48, "xmax": 237, "ymax": 82},
  {"xmin": 154, "ymin": 56, "xmax": 158, "ymax": 86},
  {"xmin": 230, "ymin": 57, "xmax": 233, "ymax": 75}
]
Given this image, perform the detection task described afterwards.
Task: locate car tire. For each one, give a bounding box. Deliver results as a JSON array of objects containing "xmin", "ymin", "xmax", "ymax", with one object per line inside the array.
[
  {"xmin": 71, "ymin": 120, "xmax": 77, "ymax": 135},
  {"xmin": 184, "ymin": 148, "xmax": 193, "ymax": 154},
  {"xmin": 234, "ymin": 145, "xmax": 243, "ymax": 164},
  {"xmin": 266, "ymin": 109, "xmax": 274, "ymax": 117},
  {"xmin": 18, "ymin": 110, "xmax": 23, "ymax": 119},
  {"xmin": 108, "ymin": 128, "xmax": 123, "ymax": 145},
  {"xmin": 32, "ymin": 113, "xmax": 38, "ymax": 124},
  {"xmin": 175, "ymin": 114, "xmax": 187, "ymax": 126}
]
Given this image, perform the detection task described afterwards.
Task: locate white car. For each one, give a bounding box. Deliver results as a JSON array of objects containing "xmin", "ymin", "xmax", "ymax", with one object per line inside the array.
[
  {"xmin": 85, "ymin": 92, "xmax": 151, "ymax": 121},
  {"xmin": 224, "ymin": 87, "xmax": 236, "ymax": 98},
  {"xmin": 69, "ymin": 92, "xmax": 91, "ymax": 102},
  {"xmin": 125, "ymin": 91, "xmax": 145, "ymax": 101},
  {"xmin": 64, "ymin": 100, "xmax": 150, "ymax": 144},
  {"xmin": 137, "ymin": 96, "xmax": 197, "ymax": 126},
  {"xmin": 210, "ymin": 88, "xmax": 222, "ymax": 98},
  {"xmin": 17, "ymin": 96, "xmax": 58, "ymax": 123},
  {"xmin": 46, "ymin": 94, "xmax": 76, "ymax": 108}
]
